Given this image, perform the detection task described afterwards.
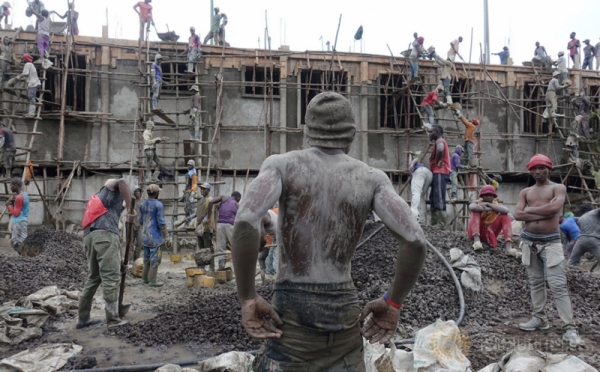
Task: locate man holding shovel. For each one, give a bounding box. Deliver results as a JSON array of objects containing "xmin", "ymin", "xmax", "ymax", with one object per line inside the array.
[{"xmin": 77, "ymin": 178, "xmax": 134, "ymax": 330}]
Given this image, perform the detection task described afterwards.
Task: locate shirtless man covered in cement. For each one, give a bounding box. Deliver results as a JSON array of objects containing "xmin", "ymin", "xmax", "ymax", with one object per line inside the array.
[
  {"xmin": 232, "ymin": 92, "xmax": 427, "ymax": 371},
  {"xmin": 514, "ymin": 154, "xmax": 583, "ymax": 347}
]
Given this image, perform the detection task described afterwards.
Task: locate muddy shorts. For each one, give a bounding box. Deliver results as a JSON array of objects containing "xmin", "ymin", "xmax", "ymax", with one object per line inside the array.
[{"xmin": 253, "ymin": 281, "xmax": 365, "ymax": 372}]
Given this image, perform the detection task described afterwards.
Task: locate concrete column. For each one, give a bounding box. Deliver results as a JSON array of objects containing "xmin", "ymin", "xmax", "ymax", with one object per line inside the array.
[
  {"xmin": 360, "ymin": 84, "xmax": 368, "ymax": 162},
  {"xmin": 100, "ymin": 65, "xmax": 110, "ymax": 163},
  {"xmin": 279, "ymin": 77, "xmax": 287, "ymax": 154}
]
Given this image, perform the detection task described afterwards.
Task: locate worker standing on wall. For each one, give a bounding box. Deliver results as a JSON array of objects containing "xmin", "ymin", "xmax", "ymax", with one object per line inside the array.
[
  {"xmin": 185, "ymin": 27, "xmax": 201, "ymax": 73},
  {"xmin": 231, "ymin": 92, "xmax": 426, "ymax": 370},
  {"xmin": 133, "ymin": 0, "xmax": 154, "ymax": 41},
  {"xmin": 203, "ymin": 7, "xmax": 227, "ymax": 45},
  {"xmin": 514, "ymin": 154, "xmax": 583, "ymax": 348}
]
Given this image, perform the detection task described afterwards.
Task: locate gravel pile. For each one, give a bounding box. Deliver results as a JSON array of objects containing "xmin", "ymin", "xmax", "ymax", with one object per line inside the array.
[
  {"xmin": 0, "ymin": 228, "xmax": 87, "ymax": 304},
  {"xmin": 113, "ymin": 222, "xmax": 600, "ymax": 369}
]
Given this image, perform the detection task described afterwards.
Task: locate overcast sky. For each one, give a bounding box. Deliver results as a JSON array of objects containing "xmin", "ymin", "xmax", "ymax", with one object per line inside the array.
[{"xmin": 8, "ymin": 0, "xmax": 600, "ymax": 66}]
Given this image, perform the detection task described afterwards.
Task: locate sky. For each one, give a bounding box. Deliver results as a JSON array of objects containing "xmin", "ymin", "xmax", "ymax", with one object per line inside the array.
[{"xmin": 8, "ymin": 0, "xmax": 600, "ymax": 66}]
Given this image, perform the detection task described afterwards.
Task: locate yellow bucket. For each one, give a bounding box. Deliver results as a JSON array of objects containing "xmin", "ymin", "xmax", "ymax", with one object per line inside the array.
[{"xmin": 170, "ymin": 254, "xmax": 183, "ymax": 263}]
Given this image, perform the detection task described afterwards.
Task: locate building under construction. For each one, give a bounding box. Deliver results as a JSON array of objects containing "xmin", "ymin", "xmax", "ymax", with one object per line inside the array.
[{"xmin": 0, "ymin": 27, "xmax": 599, "ymax": 244}]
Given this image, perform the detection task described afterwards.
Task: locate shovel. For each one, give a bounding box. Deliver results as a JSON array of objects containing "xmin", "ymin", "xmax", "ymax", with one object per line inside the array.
[{"xmin": 118, "ymin": 198, "xmax": 136, "ymax": 318}]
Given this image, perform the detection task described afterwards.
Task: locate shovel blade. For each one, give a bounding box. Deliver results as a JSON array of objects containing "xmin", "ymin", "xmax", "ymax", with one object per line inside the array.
[{"xmin": 119, "ymin": 303, "xmax": 131, "ymax": 318}]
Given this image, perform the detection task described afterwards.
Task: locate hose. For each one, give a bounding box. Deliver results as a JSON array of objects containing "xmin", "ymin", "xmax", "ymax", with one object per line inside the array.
[{"xmin": 71, "ymin": 225, "xmax": 465, "ymax": 371}]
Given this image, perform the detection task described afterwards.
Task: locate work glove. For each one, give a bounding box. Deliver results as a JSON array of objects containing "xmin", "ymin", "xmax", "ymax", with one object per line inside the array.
[
  {"xmin": 161, "ymin": 136, "xmax": 169, "ymax": 142},
  {"xmin": 165, "ymin": 236, "xmax": 173, "ymax": 249},
  {"xmin": 153, "ymin": 81, "xmax": 158, "ymax": 89}
]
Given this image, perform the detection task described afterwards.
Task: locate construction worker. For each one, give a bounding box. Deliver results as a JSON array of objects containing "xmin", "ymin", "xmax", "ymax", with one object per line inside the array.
[
  {"xmin": 218, "ymin": 16, "xmax": 230, "ymax": 46},
  {"xmin": 453, "ymin": 110, "xmax": 479, "ymax": 162},
  {"xmin": 567, "ymin": 32, "xmax": 581, "ymax": 67},
  {"xmin": 408, "ymin": 36, "xmax": 424, "ymax": 79},
  {"xmin": 0, "ymin": 2, "xmax": 11, "ymax": 28},
  {"xmin": 449, "ymin": 145, "xmax": 463, "ymax": 201},
  {"xmin": 468, "ymin": 185, "xmax": 519, "ymax": 257},
  {"xmin": 52, "ymin": 3, "xmax": 80, "ymax": 36},
  {"xmin": 203, "ymin": 7, "xmax": 227, "ymax": 45},
  {"xmin": 565, "ymin": 115, "xmax": 582, "ymax": 160},
  {"xmin": 139, "ymin": 184, "xmax": 168, "ymax": 287},
  {"xmin": 421, "ymin": 85, "xmax": 444, "ymax": 127},
  {"xmin": 436, "ymin": 54, "xmax": 453, "ymax": 103},
  {"xmin": 133, "ymin": 0, "xmax": 153, "ymax": 41},
  {"xmin": 564, "ymin": 205, "xmax": 578, "ymax": 219},
  {"xmin": 409, "ymin": 157, "xmax": 432, "ymax": 224},
  {"xmin": 195, "ymin": 182, "xmax": 213, "ymax": 251},
  {"xmin": 189, "ymin": 85, "xmax": 201, "ymax": 140},
  {"xmin": 208, "ymin": 191, "xmax": 241, "ymax": 269},
  {"xmin": 6, "ymin": 178, "xmax": 29, "ymax": 254},
  {"xmin": 582, "ymin": 39, "xmax": 595, "ymax": 70},
  {"xmin": 132, "ymin": 187, "xmax": 143, "ymax": 261},
  {"xmin": 595, "ymin": 38, "xmax": 600, "ymax": 70},
  {"xmin": 143, "ymin": 120, "xmax": 168, "ymax": 182},
  {"xmin": 559, "ymin": 210, "xmax": 582, "ymax": 260},
  {"xmin": 429, "ymin": 124, "xmax": 451, "ymax": 228},
  {"xmin": 545, "ymin": 71, "xmax": 570, "ymax": 118},
  {"xmin": 231, "ymin": 92, "xmax": 426, "ymax": 370},
  {"xmin": 568, "ymin": 205, "xmax": 599, "ymax": 266},
  {"xmin": 571, "ymin": 91, "xmax": 591, "ymax": 138},
  {"xmin": 448, "ymin": 36, "xmax": 462, "ymax": 62},
  {"xmin": 185, "ymin": 27, "xmax": 201, "ymax": 73},
  {"xmin": 30, "ymin": 7, "xmax": 50, "ymax": 61},
  {"xmin": 514, "ymin": 154, "xmax": 583, "ymax": 348},
  {"xmin": 0, "ymin": 36, "xmax": 14, "ymax": 87},
  {"xmin": 533, "ymin": 42, "xmax": 551, "ymax": 68},
  {"xmin": 492, "ymin": 46, "xmax": 509, "ymax": 65},
  {"xmin": 25, "ymin": 0, "xmax": 45, "ymax": 30},
  {"xmin": 10, "ymin": 54, "xmax": 41, "ymax": 118},
  {"xmin": 0, "ymin": 121, "xmax": 16, "ymax": 178},
  {"xmin": 553, "ymin": 51, "xmax": 568, "ymax": 86},
  {"xmin": 78, "ymin": 178, "xmax": 133, "ymax": 330},
  {"xmin": 151, "ymin": 53, "xmax": 162, "ymax": 110},
  {"xmin": 182, "ymin": 159, "xmax": 198, "ymax": 225},
  {"xmin": 257, "ymin": 209, "xmax": 278, "ymax": 278}
]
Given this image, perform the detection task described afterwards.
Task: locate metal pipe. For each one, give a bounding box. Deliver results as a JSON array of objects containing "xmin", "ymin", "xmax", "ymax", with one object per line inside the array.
[{"xmin": 483, "ymin": 0, "xmax": 490, "ymax": 64}]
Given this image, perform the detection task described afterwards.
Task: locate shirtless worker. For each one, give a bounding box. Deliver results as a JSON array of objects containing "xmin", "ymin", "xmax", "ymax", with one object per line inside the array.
[
  {"xmin": 232, "ymin": 92, "xmax": 427, "ymax": 370},
  {"xmin": 514, "ymin": 154, "xmax": 583, "ymax": 347}
]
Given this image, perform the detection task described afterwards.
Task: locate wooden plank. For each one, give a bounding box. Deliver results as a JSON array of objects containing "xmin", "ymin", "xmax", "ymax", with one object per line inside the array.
[{"xmin": 151, "ymin": 109, "xmax": 175, "ymax": 124}]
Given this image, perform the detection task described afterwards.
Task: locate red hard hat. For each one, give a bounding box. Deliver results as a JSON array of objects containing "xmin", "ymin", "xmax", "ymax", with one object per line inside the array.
[
  {"xmin": 472, "ymin": 119, "xmax": 480, "ymax": 126},
  {"xmin": 479, "ymin": 185, "xmax": 497, "ymax": 197},
  {"xmin": 22, "ymin": 54, "xmax": 32, "ymax": 63},
  {"xmin": 527, "ymin": 153, "xmax": 553, "ymax": 170}
]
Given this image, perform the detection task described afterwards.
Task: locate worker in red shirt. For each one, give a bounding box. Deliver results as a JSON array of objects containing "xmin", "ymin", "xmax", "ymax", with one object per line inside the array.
[
  {"xmin": 133, "ymin": 0, "xmax": 154, "ymax": 41},
  {"xmin": 422, "ymin": 85, "xmax": 444, "ymax": 127},
  {"xmin": 429, "ymin": 124, "xmax": 451, "ymax": 228}
]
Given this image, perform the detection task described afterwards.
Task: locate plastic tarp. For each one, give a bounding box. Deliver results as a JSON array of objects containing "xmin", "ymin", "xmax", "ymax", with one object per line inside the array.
[
  {"xmin": 413, "ymin": 320, "xmax": 471, "ymax": 372},
  {"xmin": 450, "ymin": 248, "xmax": 483, "ymax": 292},
  {"xmin": 0, "ymin": 343, "xmax": 82, "ymax": 372},
  {"xmin": 0, "ymin": 287, "xmax": 79, "ymax": 351},
  {"xmin": 196, "ymin": 351, "xmax": 254, "ymax": 372},
  {"xmin": 478, "ymin": 349, "xmax": 598, "ymax": 372}
]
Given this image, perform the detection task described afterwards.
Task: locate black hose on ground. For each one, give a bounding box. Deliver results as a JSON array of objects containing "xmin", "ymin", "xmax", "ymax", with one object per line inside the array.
[{"xmin": 70, "ymin": 225, "xmax": 465, "ymax": 371}]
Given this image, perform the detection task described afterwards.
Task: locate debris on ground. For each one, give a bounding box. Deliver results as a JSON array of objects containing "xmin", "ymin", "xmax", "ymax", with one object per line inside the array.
[
  {"xmin": 478, "ymin": 348, "xmax": 598, "ymax": 372},
  {"xmin": 0, "ymin": 286, "xmax": 79, "ymax": 352},
  {"xmin": 113, "ymin": 223, "xmax": 600, "ymax": 369},
  {"xmin": 0, "ymin": 229, "xmax": 86, "ymax": 304},
  {"xmin": 0, "ymin": 343, "xmax": 82, "ymax": 372}
]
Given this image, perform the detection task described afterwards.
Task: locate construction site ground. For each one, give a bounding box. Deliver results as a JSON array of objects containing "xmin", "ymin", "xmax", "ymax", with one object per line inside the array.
[{"xmin": 1, "ymin": 225, "xmax": 600, "ymax": 370}]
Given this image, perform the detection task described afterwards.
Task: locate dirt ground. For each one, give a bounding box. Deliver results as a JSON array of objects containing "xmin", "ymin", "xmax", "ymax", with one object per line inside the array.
[{"xmin": 2, "ymin": 225, "xmax": 600, "ymax": 371}]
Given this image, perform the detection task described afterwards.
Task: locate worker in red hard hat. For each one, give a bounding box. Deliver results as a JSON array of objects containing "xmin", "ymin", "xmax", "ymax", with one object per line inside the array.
[
  {"xmin": 468, "ymin": 184, "xmax": 518, "ymax": 258},
  {"xmin": 452, "ymin": 107, "xmax": 479, "ymax": 165},
  {"xmin": 6, "ymin": 54, "xmax": 41, "ymax": 117},
  {"xmin": 514, "ymin": 153, "xmax": 583, "ymax": 347}
]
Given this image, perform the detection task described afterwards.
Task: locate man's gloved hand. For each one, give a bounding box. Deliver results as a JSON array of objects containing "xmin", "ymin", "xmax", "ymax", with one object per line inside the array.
[
  {"xmin": 165, "ymin": 236, "xmax": 173, "ymax": 249},
  {"xmin": 153, "ymin": 81, "xmax": 158, "ymax": 89},
  {"xmin": 161, "ymin": 136, "xmax": 169, "ymax": 142}
]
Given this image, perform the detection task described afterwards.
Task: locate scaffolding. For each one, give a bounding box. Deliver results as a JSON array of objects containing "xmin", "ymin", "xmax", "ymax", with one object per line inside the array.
[{"xmin": 0, "ymin": 11, "xmax": 598, "ymax": 239}]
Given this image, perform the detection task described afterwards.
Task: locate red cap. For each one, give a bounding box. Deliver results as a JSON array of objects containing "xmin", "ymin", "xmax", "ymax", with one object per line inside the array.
[
  {"xmin": 22, "ymin": 54, "xmax": 32, "ymax": 63},
  {"xmin": 472, "ymin": 119, "xmax": 480, "ymax": 126},
  {"xmin": 479, "ymin": 185, "xmax": 497, "ymax": 197},
  {"xmin": 527, "ymin": 153, "xmax": 553, "ymax": 170}
]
